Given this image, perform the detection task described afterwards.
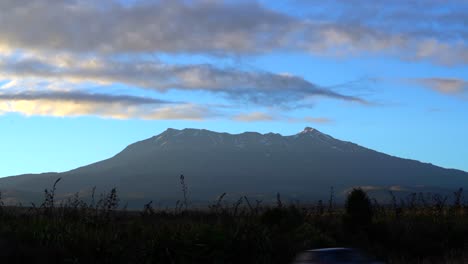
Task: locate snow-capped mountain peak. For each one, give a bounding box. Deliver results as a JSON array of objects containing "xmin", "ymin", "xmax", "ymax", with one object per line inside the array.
[{"xmin": 300, "ymin": 127, "xmax": 320, "ymax": 134}]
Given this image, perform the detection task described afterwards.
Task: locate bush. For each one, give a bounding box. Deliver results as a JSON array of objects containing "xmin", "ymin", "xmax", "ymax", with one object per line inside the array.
[{"xmin": 344, "ymin": 188, "xmax": 373, "ymax": 230}]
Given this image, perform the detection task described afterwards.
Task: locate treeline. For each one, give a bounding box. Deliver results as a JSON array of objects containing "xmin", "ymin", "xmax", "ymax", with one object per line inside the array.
[{"xmin": 0, "ymin": 177, "xmax": 468, "ymax": 263}]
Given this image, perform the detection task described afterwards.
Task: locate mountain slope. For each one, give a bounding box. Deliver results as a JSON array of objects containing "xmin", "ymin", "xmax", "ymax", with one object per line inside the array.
[{"xmin": 1, "ymin": 127, "xmax": 467, "ymax": 205}]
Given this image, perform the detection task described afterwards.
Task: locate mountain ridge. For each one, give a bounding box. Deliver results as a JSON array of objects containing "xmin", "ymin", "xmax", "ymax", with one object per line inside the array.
[{"xmin": 0, "ymin": 127, "xmax": 467, "ymax": 207}]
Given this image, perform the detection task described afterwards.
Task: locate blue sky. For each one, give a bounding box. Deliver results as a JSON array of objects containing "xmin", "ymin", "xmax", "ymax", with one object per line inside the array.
[{"xmin": 0, "ymin": 0, "xmax": 467, "ymax": 177}]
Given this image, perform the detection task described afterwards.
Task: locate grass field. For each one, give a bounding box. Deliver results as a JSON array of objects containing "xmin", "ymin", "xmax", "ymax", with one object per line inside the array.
[{"xmin": 0, "ymin": 179, "xmax": 467, "ymax": 263}]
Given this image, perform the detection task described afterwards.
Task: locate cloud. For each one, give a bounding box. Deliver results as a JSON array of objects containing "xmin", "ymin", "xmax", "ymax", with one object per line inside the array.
[
  {"xmin": 412, "ymin": 78, "xmax": 467, "ymax": 95},
  {"xmin": 0, "ymin": 0, "xmax": 465, "ymax": 65},
  {"xmin": 0, "ymin": 91, "xmax": 213, "ymax": 120},
  {"xmin": 233, "ymin": 112, "xmax": 275, "ymax": 122},
  {"xmin": 302, "ymin": 117, "xmax": 333, "ymax": 124},
  {"xmin": 0, "ymin": 91, "xmax": 172, "ymax": 105},
  {"xmin": 0, "ymin": 0, "xmax": 294, "ymax": 56},
  {"xmin": 286, "ymin": 116, "xmax": 334, "ymax": 124},
  {"xmin": 406, "ymin": 78, "xmax": 467, "ymax": 98},
  {"xmin": 2, "ymin": 0, "xmax": 463, "ymax": 120},
  {"xmin": 427, "ymin": 107, "xmax": 443, "ymax": 113},
  {"xmin": 143, "ymin": 104, "xmax": 215, "ymax": 121},
  {"xmin": 0, "ymin": 90, "xmax": 335, "ymax": 122},
  {"xmin": 0, "ymin": 55, "xmax": 367, "ymax": 106},
  {"xmin": 233, "ymin": 111, "xmax": 333, "ymax": 124},
  {"xmin": 296, "ymin": 0, "xmax": 468, "ymax": 64}
]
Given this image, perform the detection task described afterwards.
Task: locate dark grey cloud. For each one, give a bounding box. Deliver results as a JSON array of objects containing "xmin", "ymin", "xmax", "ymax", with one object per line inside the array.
[
  {"xmin": 0, "ymin": 56, "xmax": 368, "ymax": 106},
  {"xmin": 0, "ymin": 0, "xmax": 465, "ymax": 64},
  {"xmin": 0, "ymin": 0, "xmax": 295, "ymax": 56},
  {"xmin": 0, "ymin": 90, "xmax": 173, "ymax": 105}
]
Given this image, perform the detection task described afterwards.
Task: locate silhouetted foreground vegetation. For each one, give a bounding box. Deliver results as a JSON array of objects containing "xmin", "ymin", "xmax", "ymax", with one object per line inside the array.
[{"xmin": 1, "ymin": 179, "xmax": 468, "ymax": 263}]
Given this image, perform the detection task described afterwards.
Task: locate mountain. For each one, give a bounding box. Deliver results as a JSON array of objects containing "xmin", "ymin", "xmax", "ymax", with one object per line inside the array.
[{"xmin": 1, "ymin": 127, "xmax": 467, "ymax": 206}]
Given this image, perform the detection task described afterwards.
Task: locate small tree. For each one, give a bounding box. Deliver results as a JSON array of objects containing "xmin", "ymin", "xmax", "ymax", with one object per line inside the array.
[
  {"xmin": 345, "ymin": 188, "xmax": 373, "ymax": 230},
  {"xmin": 180, "ymin": 174, "xmax": 189, "ymax": 210}
]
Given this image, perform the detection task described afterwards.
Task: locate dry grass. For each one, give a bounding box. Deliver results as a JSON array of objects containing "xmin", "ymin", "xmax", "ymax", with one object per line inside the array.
[{"xmin": 0, "ymin": 180, "xmax": 467, "ymax": 263}]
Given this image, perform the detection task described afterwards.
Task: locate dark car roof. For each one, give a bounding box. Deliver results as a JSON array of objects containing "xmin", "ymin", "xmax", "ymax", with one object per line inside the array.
[
  {"xmin": 307, "ymin": 247, "xmax": 355, "ymax": 252},
  {"xmin": 294, "ymin": 248, "xmax": 378, "ymax": 263}
]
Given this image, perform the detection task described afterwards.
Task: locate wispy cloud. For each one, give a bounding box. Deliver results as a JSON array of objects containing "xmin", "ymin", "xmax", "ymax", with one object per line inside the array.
[
  {"xmin": 406, "ymin": 78, "xmax": 467, "ymax": 98},
  {"xmin": 233, "ymin": 111, "xmax": 333, "ymax": 124},
  {"xmin": 411, "ymin": 78, "xmax": 467, "ymax": 95},
  {"xmin": 233, "ymin": 112, "xmax": 276, "ymax": 122},
  {"xmin": 0, "ymin": 55, "xmax": 367, "ymax": 106},
  {"xmin": 302, "ymin": 117, "xmax": 333, "ymax": 124},
  {"xmin": 0, "ymin": 91, "xmax": 213, "ymax": 120}
]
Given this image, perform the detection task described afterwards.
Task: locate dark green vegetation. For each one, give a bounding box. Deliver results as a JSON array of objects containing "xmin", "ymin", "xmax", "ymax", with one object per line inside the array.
[{"xmin": 1, "ymin": 180, "xmax": 468, "ymax": 263}]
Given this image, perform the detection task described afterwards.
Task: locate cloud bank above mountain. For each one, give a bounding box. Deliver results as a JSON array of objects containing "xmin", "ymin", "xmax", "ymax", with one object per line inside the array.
[
  {"xmin": 1, "ymin": 0, "xmax": 465, "ymax": 63},
  {"xmin": 0, "ymin": 0, "xmax": 465, "ymax": 120}
]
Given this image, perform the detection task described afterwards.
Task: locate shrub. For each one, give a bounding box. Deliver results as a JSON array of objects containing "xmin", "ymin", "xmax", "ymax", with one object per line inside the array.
[{"xmin": 344, "ymin": 188, "xmax": 373, "ymax": 230}]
